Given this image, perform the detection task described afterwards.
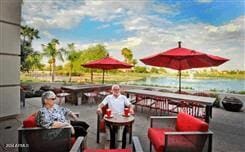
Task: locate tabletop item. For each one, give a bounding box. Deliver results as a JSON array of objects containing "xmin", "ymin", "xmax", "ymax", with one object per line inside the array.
[
  {"xmin": 106, "ymin": 108, "xmax": 112, "ymax": 117},
  {"xmin": 124, "ymin": 108, "xmax": 130, "ymax": 117}
]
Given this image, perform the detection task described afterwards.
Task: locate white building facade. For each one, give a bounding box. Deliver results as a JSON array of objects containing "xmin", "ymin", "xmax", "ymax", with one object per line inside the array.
[{"xmin": 0, "ymin": 0, "xmax": 22, "ymax": 118}]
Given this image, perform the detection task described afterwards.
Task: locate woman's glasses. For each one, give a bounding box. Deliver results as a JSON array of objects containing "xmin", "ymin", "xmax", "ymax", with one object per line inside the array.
[{"xmin": 49, "ymin": 98, "xmax": 56, "ymax": 100}]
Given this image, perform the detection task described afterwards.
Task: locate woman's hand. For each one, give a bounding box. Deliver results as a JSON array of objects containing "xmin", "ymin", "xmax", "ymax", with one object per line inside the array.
[{"xmin": 52, "ymin": 121, "xmax": 66, "ymax": 128}]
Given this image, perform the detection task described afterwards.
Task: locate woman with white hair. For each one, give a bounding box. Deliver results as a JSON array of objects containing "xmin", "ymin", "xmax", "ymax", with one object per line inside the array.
[{"xmin": 36, "ymin": 91, "xmax": 89, "ymax": 138}]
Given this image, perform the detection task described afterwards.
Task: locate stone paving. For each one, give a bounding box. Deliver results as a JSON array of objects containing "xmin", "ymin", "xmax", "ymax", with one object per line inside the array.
[{"xmin": 0, "ymin": 97, "xmax": 245, "ymax": 152}]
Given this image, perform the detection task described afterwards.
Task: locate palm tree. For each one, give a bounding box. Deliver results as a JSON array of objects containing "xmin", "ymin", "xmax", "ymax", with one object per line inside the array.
[
  {"xmin": 21, "ymin": 25, "xmax": 40, "ymax": 45},
  {"xmin": 63, "ymin": 43, "xmax": 81, "ymax": 82},
  {"xmin": 42, "ymin": 39, "xmax": 65, "ymax": 82},
  {"xmin": 20, "ymin": 25, "xmax": 40, "ymax": 72},
  {"xmin": 121, "ymin": 48, "xmax": 133, "ymax": 64},
  {"xmin": 48, "ymin": 59, "xmax": 53, "ymax": 76}
]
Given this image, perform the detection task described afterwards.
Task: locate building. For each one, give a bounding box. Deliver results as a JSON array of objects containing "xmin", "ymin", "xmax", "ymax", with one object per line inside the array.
[{"xmin": 0, "ymin": 0, "xmax": 22, "ymax": 118}]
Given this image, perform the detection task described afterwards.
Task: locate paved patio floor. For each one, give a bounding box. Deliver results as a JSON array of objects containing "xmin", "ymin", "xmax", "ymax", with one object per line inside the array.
[{"xmin": 0, "ymin": 97, "xmax": 245, "ymax": 152}]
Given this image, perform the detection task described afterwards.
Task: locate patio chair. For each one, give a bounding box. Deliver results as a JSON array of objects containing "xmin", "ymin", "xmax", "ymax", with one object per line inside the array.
[
  {"xmin": 149, "ymin": 97, "xmax": 168, "ymax": 116},
  {"xmin": 97, "ymin": 106, "xmax": 132, "ymax": 144},
  {"xmin": 191, "ymin": 92, "xmax": 210, "ymax": 118},
  {"xmin": 18, "ymin": 113, "xmax": 83, "ymax": 152},
  {"xmin": 84, "ymin": 89, "xmax": 99, "ymax": 105},
  {"xmin": 148, "ymin": 112, "xmax": 213, "ymax": 152},
  {"xmin": 71, "ymin": 136, "xmax": 143, "ymax": 152},
  {"xmin": 21, "ymin": 84, "xmax": 35, "ymax": 98},
  {"xmin": 167, "ymin": 91, "xmax": 192, "ymax": 114}
]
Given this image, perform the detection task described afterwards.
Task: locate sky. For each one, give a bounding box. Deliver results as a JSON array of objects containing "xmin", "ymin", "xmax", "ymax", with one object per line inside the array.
[{"xmin": 22, "ymin": 0, "xmax": 245, "ymax": 70}]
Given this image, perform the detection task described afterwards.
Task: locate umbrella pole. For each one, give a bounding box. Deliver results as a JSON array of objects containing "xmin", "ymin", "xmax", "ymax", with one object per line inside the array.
[
  {"xmin": 91, "ymin": 69, "xmax": 93, "ymax": 83},
  {"xmin": 102, "ymin": 69, "xmax": 105, "ymax": 84},
  {"xmin": 179, "ymin": 70, "xmax": 181, "ymax": 93}
]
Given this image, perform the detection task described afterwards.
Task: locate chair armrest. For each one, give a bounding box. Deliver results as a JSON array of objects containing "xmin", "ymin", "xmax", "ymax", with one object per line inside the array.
[
  {"xmin": 150, "ymin": 116, "xmax": 177, "ymax": 128},
  {"xmin": 73, "ymin": 112, "xmax": 80, "ymax": 118},
  {"xmin": 69, "ymin": 137, "xmax": 84, "ymax": 152},
  {"xmin": 18, "ymin": 126, "xmax": 72, "ymax": 131},
  {"xmin": 132, "ymin": 136, "xmax": 144, "ymax": 152},
  {"xmin": 150, "ymin": 116, "xmax": 177, "ymax": 119},
  {"xmin": 164, "ymin": 130, "xmax": 213, "ymax": 136},
  {"xmin": 164, "ymin": 130, "xmax": 213, "ymax": 152},
  {"xmin": 128, "ymin": 98, "xmax": 137, "ymax": 104}
]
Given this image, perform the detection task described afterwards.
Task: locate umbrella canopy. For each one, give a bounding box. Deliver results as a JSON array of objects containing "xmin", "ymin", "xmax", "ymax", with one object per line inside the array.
[
  {"xmin": 140, "ymin": 41, "xmax": 229, "ymax": 92},
  {"xmin": 82, "ymin": 56, "xmax": 133, "ymax": 83}
]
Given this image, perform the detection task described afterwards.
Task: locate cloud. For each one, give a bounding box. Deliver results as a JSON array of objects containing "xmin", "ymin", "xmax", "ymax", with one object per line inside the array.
[
  {"xmin": 40, "ymin": 31, "xmax": 55, "ymax": 39},
  {"xmin": 23, "ymin": 1, "xmax": 244, "ymax": 70},
  {"xmin": 22, "ymin": 0, "xmax": 175, "ymax": 30},
  {"xmin": 120, "ymin": 15, "xmax": 244, "ymax": 69}
]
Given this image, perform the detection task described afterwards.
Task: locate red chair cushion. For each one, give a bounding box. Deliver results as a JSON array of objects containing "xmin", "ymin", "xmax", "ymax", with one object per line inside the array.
[
  {"xmin": 71, "ymin": 137, "xmax": 76, "ymax": 145},
  {"xmin": 84, "ymin": 148, "xmax": 132, "ymax": 152},
  {"xmin": 99, "ymin": 119, "xmax": 106, "ymax": 132},
  {"xmin": 23, "ymin": 115, "xmax": 37, "ymax": 128},
  {"xmin": 176, "ymin": 112, "xmax": 208, "ymax": 132},
  {"xmin": 148, "ymin": 128, "xmax": 174, "ymax": 152},
  {"xmin": 148, "ymin": 128, "xmax": 197, "ymax": 152},
  {"xmin": 102, "ymin": 106, "xmax": 108, "ymax": 115}
]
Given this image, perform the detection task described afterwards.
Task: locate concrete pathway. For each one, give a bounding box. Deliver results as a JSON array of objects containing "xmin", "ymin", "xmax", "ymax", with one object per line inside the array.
[{"xmin": 0, "ymin": 97, "xmax": 245, "ymax": 152}]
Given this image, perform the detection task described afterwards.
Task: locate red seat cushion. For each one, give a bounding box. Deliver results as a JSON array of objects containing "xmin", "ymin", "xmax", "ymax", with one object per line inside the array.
[
  {"xmin": 148, "ymin": 128, "xmax": 174, "ymax": 152},
  {"xmin": 71, "ymin": 137, "xmax": 76, "ymax": 145},
  {"xmin": 148, "ymin": 128, "xmax": 196, "ymax": 152},
  {"xmin": 84, "ymin": 148, "xmax": 132, "ymax": 152},
  {"xmin": 23, "ymin": 115, "xmax": 37, "ymax": 128},
  {"xmin": 99, "ymin": 119, "xmax": 106, "ymax": 132},
  {"xmin": 176, "ymin": 112, "xmax": 208, "ymax": 132}
]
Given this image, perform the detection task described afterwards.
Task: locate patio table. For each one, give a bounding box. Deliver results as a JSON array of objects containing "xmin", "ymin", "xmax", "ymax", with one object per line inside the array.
[
  {"xmin": 104, "ymin": 113, "xmax": 135, "ymax": 149},
  {"xmin": 56, "ymin": 92, "xmax": 70, "ymax": 105},
  {"xmin": 125, "ymin": 89, "xmax": 216, "ymax": 123},
  {"xmin": 61, "ymin": 85, "xmax": 111, "ymax": 105}
]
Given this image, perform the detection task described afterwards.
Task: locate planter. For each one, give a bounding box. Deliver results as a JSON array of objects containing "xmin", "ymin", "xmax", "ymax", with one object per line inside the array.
[{"xmin": 222, "ymin": 97, "xmax": 243, "ymax": 112}]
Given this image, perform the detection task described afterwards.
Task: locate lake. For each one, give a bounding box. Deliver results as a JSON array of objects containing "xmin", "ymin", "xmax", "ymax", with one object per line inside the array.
[{"xmin": 126, "ymin": 77, "xmax": 245, "ymax": 92}]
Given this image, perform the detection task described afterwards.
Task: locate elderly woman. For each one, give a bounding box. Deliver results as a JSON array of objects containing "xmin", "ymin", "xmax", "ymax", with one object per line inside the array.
[{"xmin": 36, "ymin": 91, "xmax": 89, "ymax": 138}]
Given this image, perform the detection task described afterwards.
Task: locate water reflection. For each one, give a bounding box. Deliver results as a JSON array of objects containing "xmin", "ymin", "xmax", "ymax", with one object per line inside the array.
[{"xmin": 126, "ymin": 77, "xmax": 244, "ymax": 92}]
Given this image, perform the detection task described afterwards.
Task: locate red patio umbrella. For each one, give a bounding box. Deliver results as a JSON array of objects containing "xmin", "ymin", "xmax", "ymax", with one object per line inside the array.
[
  {"xmin": 82, "ymin": 55, "xmax": 133, "ymax": 84},
  {"xmin": 140, "ymin": 41, "xmax": 229, "ymax": 92}
]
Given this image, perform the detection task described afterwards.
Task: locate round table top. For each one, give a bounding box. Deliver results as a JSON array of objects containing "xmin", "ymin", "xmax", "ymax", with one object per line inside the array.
[
  {"xmin": 104, "ymin": 113, "xmax": 135, "ymax": 125},
  {"xmin": 57, "ymin": 93, "xmax": 70, "ymax": 97}
]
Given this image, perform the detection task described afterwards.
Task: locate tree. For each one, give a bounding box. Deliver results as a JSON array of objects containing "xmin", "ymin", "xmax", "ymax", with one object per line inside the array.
[
  {"xmin": 78, "ymin": 44, "xmax": 108, "ymax": 71},
  {"xmin": 42, "ymin": 39, "xmax": 65, "ymax": 82},
  {"xmin": 134, "ymin": 66, "xmax": 148, "ymax": 73},
  {"xmin": 79, "ymin": 44, "xmax": 108, "ymax": 82},
  {"xmin": 25, "ymin": 52, "xmax": 43, "ymax": 76},
  {"xmin": 64, "ymin": 43, "xmax": 81, "ymax": 82},
  {"xmin": 150, "ymin": 67, "xmax": 159, "ymax": 73},
  {"xmin": 48, "ymin": 59, "xmax": 53, "ymax": 76},
  {"xmin": 132, "ymin": 59, "xmax": 138, "ymax": 66},
  {"xmin": 20, "ymin": 25, "xmax": 40, "ymax": 72},
  {"xmin": 121, "ymin": 48, "xmax": 133, "ymax": 63}
]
